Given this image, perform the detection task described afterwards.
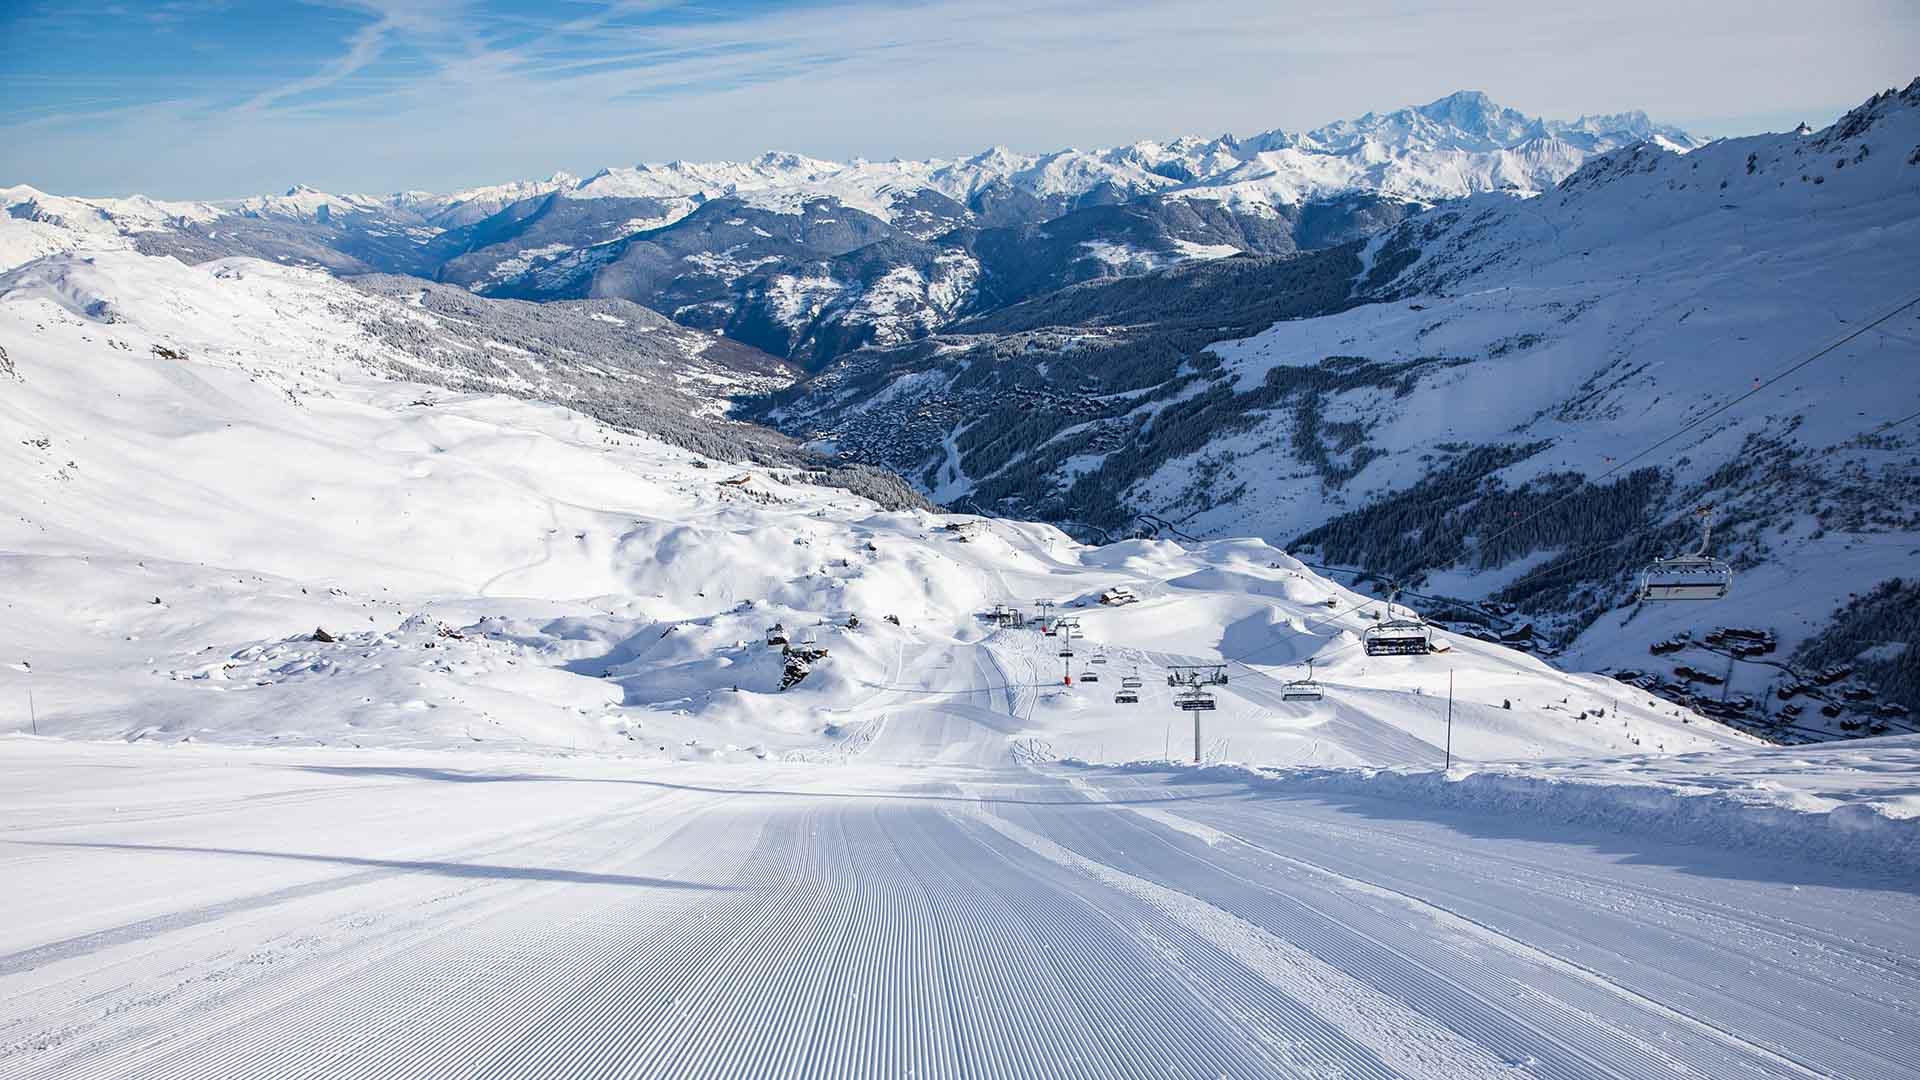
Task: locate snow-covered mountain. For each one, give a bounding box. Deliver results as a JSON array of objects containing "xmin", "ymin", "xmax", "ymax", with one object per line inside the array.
[
  {"xmin": 5, "ymin": 91, "xmax": 1698, "ymax": 368},
  {"xmin": 0, "ymin": 192, "xmax": 1750, "ymax": 767},
  {"xmin": 540, "ymin": 91, "xmax": 1698, "ymax": 226},
  {"xmin": 759, "ymin": 80, "xmax": 1920, "ymax": 731},
  {"xmin": 7, "ymin": 83, "xmax": 1912, "ymax": 741}
]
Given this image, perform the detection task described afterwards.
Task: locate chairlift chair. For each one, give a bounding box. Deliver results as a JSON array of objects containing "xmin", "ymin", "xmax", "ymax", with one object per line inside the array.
[
  {"xmin": 1638, "ymin": 507, "xmax": 1732, "ymax": 601},
  {"xmin": 1363, "ymin": 619, "xmax": 1432, "ymax": 657},
  {"xmin": 1121, "ymin": 674, "xmax": 1143, "ymax": 689},
  {"xmin": 1090, "ymin": 653, "xmax": 1108, "ymax": 665},
  {"xmin": 1175, "ymin": 688, "xmax": 1216, "ymax": 711},
  {"xmin": 1361, "ymin": 586, "xmax": 1432, "ymax": 657},
  {"xmin": 1281, "ymin": 660, "xmax": 1324, "ymax": 702},
  {"xmin": 1082, "ymin": 671, "xmax": 1099, "ymax": 683}
]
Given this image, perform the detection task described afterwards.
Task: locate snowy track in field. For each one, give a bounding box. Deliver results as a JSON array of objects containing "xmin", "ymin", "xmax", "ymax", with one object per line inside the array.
[{"xmin": 5, "ymin": 728, "xmax": 1918, "ymax": 1079}]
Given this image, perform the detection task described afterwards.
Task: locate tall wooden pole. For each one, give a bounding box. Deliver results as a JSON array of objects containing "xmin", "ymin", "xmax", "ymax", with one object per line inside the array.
[{"xmin": 1445, "ymin": 669, "xmax": 1454, "ymax": 771}]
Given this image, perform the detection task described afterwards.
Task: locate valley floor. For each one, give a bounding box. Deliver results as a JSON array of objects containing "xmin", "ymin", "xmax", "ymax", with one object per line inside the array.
[{"xmin": 6, "ymin": 650, "xmax": 1918, "ymax": 1080}]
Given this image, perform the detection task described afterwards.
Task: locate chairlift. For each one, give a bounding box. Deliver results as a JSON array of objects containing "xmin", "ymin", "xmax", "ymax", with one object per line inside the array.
[
  {"xmin": 1082, "ymin": 671, "xmax": 1099, "ymax": 683},
  {"xmin": 1362, "ymin": 587, "xmax": 1432, "ymax": 657},
  {"xmin": 1058, "ymin": 648, "xmax": 1074, "ymax": 658},
  {"xmin": 1114, "ymin": 690, "xmax": 1139, "ymax": 704},
  {"xmin": 1281, "ymin": 660, "xmax": 1324, "ymax": 702},
  {"xmin": 1175, "ymin": 688, "xmax": 1216, "ymax": 712},
  {"xmin": 1363, "ymin": 619, "xmax": 1432, "ymax": 657},
  {"xmin": 1121, "ymin": 674, "xmax": 1143, "ymax": 689},
  {"xmin": 1638, "ymin": 506, "xmax": 1732, "ymax": 601},
  {"xmin": 1090, "ymin": 653, "xmax": 1108, "ymax": 665}
]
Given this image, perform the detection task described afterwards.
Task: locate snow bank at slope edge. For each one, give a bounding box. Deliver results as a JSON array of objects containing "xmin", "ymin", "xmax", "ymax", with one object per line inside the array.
[{"xmin": 1098, "ymin": 735, "xmax": 1920, "ymax": 872}]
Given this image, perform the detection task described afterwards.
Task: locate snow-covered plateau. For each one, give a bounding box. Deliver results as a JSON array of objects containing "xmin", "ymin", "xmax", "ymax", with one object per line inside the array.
[{"xmin": 3, "ymin": 93, "xmax": 1918, "ymax": 1080}]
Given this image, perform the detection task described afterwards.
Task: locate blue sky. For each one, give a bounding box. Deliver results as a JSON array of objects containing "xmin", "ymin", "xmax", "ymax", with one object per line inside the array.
[{"xmin": 3, "ymin": 0, "xmax": 1916, "ymax": 198}]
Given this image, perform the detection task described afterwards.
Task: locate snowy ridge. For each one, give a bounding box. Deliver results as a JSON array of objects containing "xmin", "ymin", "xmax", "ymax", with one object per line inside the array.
[{"xmin": 1126, "ymin": 79, "xmax": 1920, "ymax": 680}]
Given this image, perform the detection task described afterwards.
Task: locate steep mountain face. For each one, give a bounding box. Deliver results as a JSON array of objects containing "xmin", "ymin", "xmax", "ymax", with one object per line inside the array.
[
  {"xmin": 758, "ymin": 79, "xmax": 1920, "ymax": 729},
  {"xmin": 5, "ymin": 92, "xmax": 1691, "ymax": 369}
]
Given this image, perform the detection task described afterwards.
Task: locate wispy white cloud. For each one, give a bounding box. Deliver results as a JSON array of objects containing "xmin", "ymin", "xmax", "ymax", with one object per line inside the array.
[
  {"xmin": 238, "ymin": 16, "xmax": 393, "ymax": 110},
  {"xmin": 5, "ymin": 0, "xmax": 1917, "ymax": 198}
]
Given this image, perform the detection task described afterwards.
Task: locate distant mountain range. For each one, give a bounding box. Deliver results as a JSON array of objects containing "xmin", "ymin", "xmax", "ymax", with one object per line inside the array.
[{"xmin": 4, "ymin": 91, "xmax": 1700, "ymax": 369}]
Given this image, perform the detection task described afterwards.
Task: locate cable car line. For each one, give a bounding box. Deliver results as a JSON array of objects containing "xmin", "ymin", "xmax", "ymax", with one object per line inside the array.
[
  {"xmin": 1459, "ymin": 290, "xmax": 1920, "ymax": 569},
  {"xmin": 1464, "ymin": 405, "xmax": 1920, "ymax": 602}
]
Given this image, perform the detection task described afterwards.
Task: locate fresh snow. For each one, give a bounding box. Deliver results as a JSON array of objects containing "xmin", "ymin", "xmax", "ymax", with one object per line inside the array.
[{"xmin": 4, "ymin": 102, "xmax": 1919, "ymax": 1077}]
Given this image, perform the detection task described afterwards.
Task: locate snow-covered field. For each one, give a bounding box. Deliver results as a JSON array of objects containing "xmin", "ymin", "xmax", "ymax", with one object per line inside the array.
[{"xmin": 4, "ymin": 211, "xmax": 1918, "ymax": 1077}]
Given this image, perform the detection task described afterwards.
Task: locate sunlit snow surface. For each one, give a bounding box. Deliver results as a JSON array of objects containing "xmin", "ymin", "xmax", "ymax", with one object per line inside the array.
[{"xmin": 2, "ymin": 208, "xmax": 1917, "ymax": 1079}]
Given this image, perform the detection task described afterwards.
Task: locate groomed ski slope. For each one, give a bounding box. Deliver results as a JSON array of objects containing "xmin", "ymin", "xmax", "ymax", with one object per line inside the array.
[{"xmin": 5, "ymin": 718, "xmax": 1919, "ymax": 1079}]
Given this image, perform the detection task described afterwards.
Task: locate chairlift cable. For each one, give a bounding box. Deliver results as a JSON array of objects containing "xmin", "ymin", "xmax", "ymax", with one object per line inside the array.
[
  {"xmin": 1462, "ymin": 291, "xmax": 1920, "ymax": 565},
  {"xmin": 1211, "ymin": 406, "xmax": 1920, "ymax": 681},
  {"xmin": 1478, "ymin": 406, "xmax": 1920, "ymax": 600}
]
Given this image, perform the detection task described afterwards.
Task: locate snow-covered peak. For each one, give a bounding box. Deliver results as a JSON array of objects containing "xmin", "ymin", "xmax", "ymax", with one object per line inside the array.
[
  {"xmin": 2, "ymin": 185, "xmax": 232, "ymax": 271},
  {"xmin": 1296, "ymin": 89, "xmax": 1546, "ymax": 154},
  {"xmin": 542, "ymin": 92, "xmax": 1700, "ymax": 220},
  {"xmin": 231, "ymin": 184, "xmax": 386, "ymax": 221}
]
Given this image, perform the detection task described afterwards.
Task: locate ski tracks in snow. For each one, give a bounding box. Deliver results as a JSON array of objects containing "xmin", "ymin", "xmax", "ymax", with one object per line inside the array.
[{"xmin": 5, "ymin": 741, "xmax": 1920, "ymax": 1079}]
